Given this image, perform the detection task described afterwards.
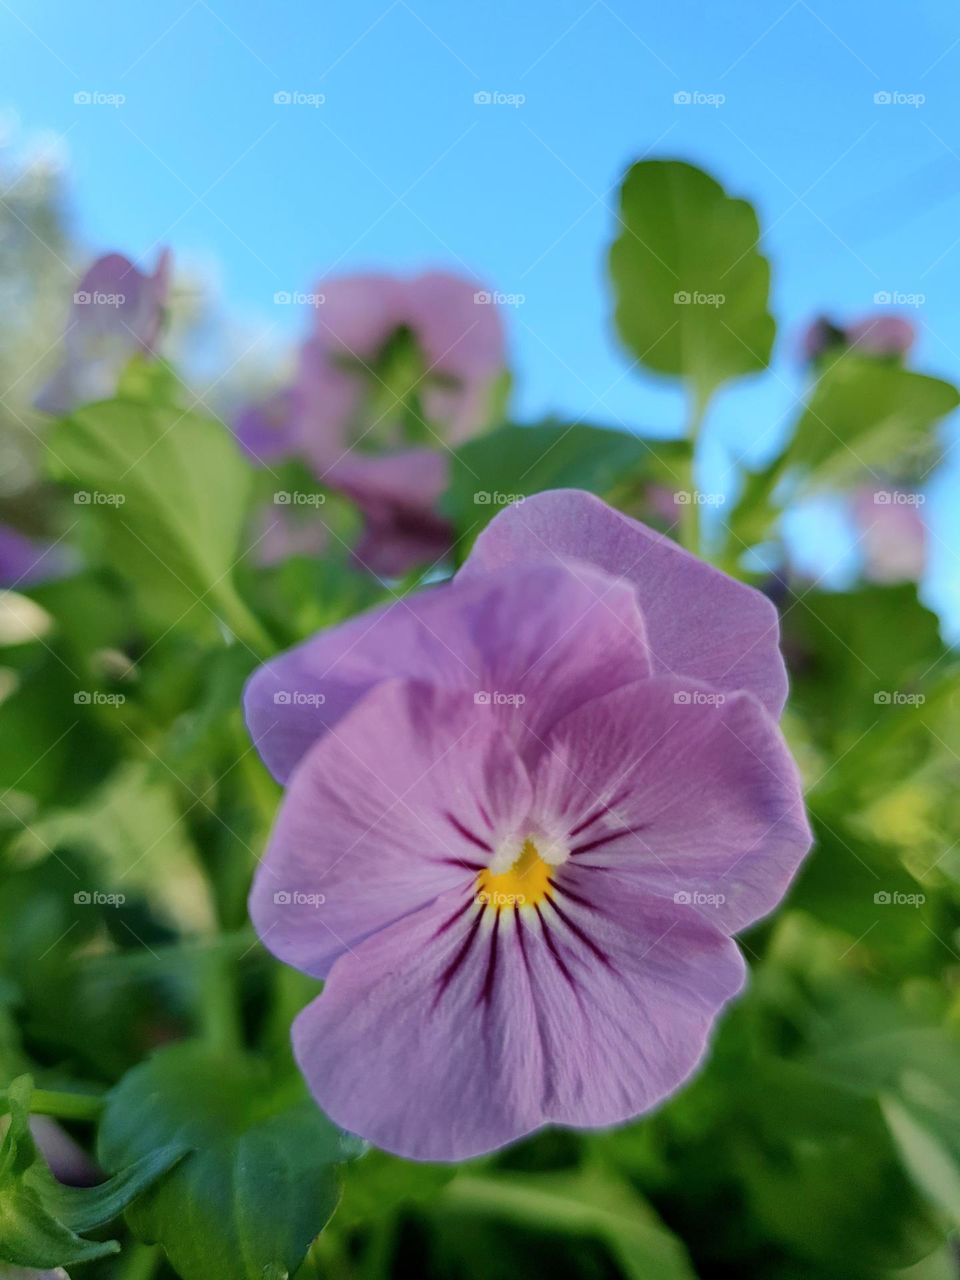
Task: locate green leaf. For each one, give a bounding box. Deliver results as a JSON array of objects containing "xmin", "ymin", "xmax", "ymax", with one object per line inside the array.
[
  {"xmin": 735, "ymin": 1057, "xmax": 946, "ymax": 1271},
  {"xmin": 438, "ymin": 1168, "xmax": 697, "ymax": 1280},
  {"xmin": 783, "ymin": 353, "xmax": 959, "ymax": 491},
  {"xmin": 115, "ymin": 354, "xmax": 186, "ymax": 406},
  {"xmin": 787, "ymin": 814, "xmax": 935, "ymax": 964},
  {"xmin": 881, "ymin": 1094, "xmax": 960, "ymax": 1227},
  {"xmin": 11, "ymin": 761, "xmax": 215, "ymax": 934},
  {"xmin": 783, "ymin": 584, "xmax": 945, "ymax": 758},
  {"xmin": 98, "ymin": 1042, "xmax": 354, "ymax": 1280},
  {"xmin": 443, "ymin": 420, "xmax": 689, "ymax": 547},
  {"xmin": 0, "ymin": 1075, "xmax": 182, "ymax": 1269},
  {"xmin": 610, "ymin": 159, "xmax": 774, "ymax": 400},
  {"xmin": 46, "ymin": 399, "xmax": 267, "ymax": 649}
]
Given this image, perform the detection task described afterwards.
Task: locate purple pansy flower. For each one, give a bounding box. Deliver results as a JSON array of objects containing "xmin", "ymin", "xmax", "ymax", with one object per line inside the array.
[
  {"xmin": 0, "ymin": 525, "xmax": 70, "ymax": 589},
  {"xmin": 35, "ymin": 250, "xmax": 170, "ymax": 415},
  {"xmin": 246, "ymin": 490, "xmax": 811, "ymax": 1160},
  {"xmin": 235, "ymin": 270, "xmax": 506, "ymax": 575},
  {"xmin": 0, "ymin": 1269, "xmax": 71, "ymax": 1279},
  {"xmin": 851, "ymin": 486, "xmax": 926, "ymax": 583},
  {"xmin": 800, "ymin": 312, "xmax": 915, "ymax": 364}
]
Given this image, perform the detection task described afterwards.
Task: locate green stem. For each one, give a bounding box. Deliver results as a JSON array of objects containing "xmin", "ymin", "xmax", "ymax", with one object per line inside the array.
[
  {"xmin": 119, "ymin": 1242, "xmax": 161, "ymax": 1280},
  {"xmin": 213, "ymin": 581, "xmax": 276, "ymax": 657},
  {"xmin": 0, "ymin": 1087, "xmax": 104, "ymax": 1122},
  {"xmin": 199, "ymin": 946, "xmax": 242, "ymax": 1056},
  {"xmin": 679, "ymin": 387, "xmax": 712, "ymax": 556}
]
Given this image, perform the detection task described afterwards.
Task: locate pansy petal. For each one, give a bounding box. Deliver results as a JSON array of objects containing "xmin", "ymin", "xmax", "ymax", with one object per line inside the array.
[
  {"xmin": 460, "ymin": 489, "xmax": 788, "ymax": 717},
  {"xmin": 293, "ymin": 889, "xmax": 544, "ymax": 1160},
  {"xmin": 307, "ymin": 272, "xmax": 407, "ymax": 358},
  {"xmin": 526, "ymin": 871, "xmax": 746, "ymax": 1129},
  {"xmin": 529, "ymin": 675, "xmax": 812, "ymax": 934},
  {"xmin": 233, "ymin": 388, "xmax": 301, "ymax": 464},
  {"xmin": 35, "ymin": 250, "xmax": 170, "ymax": 414},
  {"xmin": 292, "ymin": 876, "xmax": 742, "ymax": 1161},
  {"xmin": 250, "ymin": 679, "xmax": 533, "ymax": 978},
  {"xmin": 244, "ymin": 560, "xmax": 651, "ymax": 783},
  {"xmin": 295, "ymin": 341, "xmax": 366, "ymax": 470},
  {"xmin": 0, "ymin": 525, "xmax": 70, "ymax": 589},
  {"xmin": 405, "ymin": 271, "xmax": 506, "ymax": 381}
]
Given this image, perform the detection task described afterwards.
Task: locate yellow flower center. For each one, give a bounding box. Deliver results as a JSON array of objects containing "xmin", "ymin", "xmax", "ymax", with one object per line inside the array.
[{"xmin": 476, "ymin": 839, "xmax": 552, "ymax": 911}]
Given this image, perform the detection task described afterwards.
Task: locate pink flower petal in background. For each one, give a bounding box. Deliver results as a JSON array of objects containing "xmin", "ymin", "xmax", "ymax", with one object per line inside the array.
[
  {"xmin": 35, "ymin": 250, "xmax": 171, "ymax": 415},
  {"xmin": 851, "ymin": 486, "xmax": 926, "ymax": 583},
  {"xmin": 799, "ymin": 311, "xmax": 915, "ymax": 364},
  {"xmin": 234, "ymin": 269, "xmax": 507, "ymax": 576}
]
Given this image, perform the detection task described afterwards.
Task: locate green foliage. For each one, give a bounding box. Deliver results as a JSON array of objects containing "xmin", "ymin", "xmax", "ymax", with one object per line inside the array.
[
  {"xmin": 610, "ymin": 159, "xmax": 774, "ymax": 401},
  {"xmin": 782, "ymin": 354, "xmax": 959, "ymax": 491},
  {"xmin": 46, "ymin": 399, "xmax": 265, "ymax": 648},
  {"xmin": 3, "ymin": 154, "xmax": 960, "ymax": 1280},
  {"xmin": 97, "ymin": 1042, "xmax": 353, "ymax": 1280},
  {"xmin": 444, "ymin": 420, "xmax": 689, "ymax": 547},
  {"xmin": 0, "ymin": 1074, "xmax": 183, "ymax": 1269}
]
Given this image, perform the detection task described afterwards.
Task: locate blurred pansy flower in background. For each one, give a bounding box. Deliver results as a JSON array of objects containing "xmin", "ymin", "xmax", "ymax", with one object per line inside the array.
[
  {"xmin": 34, "ymin": 250, "xmax": 171, "ymax": 416},
  {"xmin": 800, "ymin": 312, "xmax": 916, "ymax": 364},
  {"xmin": 0, "ymin": 525, "xmax": 70, "ymax": 589},
  {"xmin": 851, "ymin": 486, "xmax": 927, "ymax": 583},
  {"xmin": 0, "ymin": 1268, "xmax": 70, "ymax": 1279},
  {"xmin": 235, "ymin": 270, "xmax": 508, "ymax": 575},
  {"xmin": 246, "ymin": 490, "xmax": 811, "ymax": 1160}
]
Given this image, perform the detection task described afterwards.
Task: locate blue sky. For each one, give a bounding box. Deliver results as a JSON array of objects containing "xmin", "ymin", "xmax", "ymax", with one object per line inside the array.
[{"xmin": 3, "ymin": 0, "xmax": 960, "ymax": 627}]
